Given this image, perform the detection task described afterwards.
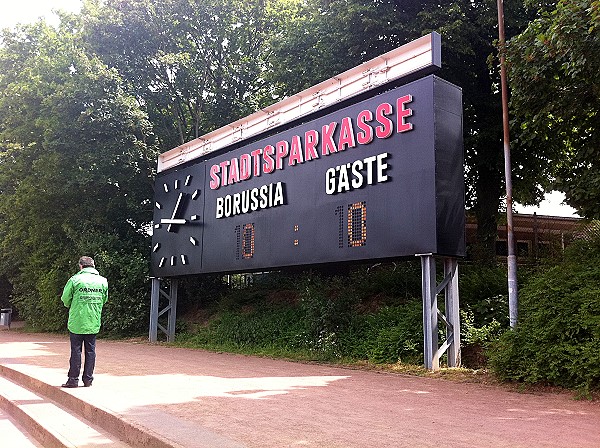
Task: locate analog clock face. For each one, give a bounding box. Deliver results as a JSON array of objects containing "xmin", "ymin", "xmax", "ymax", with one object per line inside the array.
[{"xmin": 151, "ymin": 167, "xmax": 204, "ymax": 276}]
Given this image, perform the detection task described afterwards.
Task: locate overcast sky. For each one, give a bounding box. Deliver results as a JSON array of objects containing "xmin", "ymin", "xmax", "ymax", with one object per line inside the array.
[{"xmin": 0, "ymin": 0, "xmax": 82, "ymax": 29}]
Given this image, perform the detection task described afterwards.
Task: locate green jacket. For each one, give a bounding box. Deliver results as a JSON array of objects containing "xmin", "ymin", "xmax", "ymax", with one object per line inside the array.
[{"xmin": 61, "ymin": 267, "xmax": 108, "ymax": 334}]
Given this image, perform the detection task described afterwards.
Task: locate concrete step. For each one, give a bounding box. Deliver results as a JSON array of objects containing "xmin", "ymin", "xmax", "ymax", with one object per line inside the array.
[
  {"xmin": 0, "ymin": 375, "xmax": 130, "ymax": 447},
  {"xmin": 0, "ymin": 365, "xmax": 182, "ymax": 448},
  {"xmin": 0, "ymin": 406, "xmax": 44, "ymax": 447}
]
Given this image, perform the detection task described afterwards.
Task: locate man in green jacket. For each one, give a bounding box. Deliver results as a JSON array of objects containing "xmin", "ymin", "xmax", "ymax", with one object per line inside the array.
[{"xmin": 61, "ymin": 256, "xmax": 108, "ymax": 388}]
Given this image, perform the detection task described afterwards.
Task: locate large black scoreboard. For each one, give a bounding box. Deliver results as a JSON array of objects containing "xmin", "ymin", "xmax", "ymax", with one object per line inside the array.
[{"xmin": 151, "ymin": 75, "xmax": 464, "ymax": 277}]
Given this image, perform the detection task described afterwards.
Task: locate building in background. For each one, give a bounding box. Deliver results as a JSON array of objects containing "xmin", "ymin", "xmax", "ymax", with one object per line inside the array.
[{"xmin": 466, "ymin": 213, "xmax": 584, "ymax": 263}]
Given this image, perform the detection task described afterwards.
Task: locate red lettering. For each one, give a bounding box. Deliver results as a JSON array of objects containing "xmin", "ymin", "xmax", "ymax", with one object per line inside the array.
[
  {"xmin": 375, "ymin": 103, "xmax": 393, "ymax": 139},
  {"xmin": 263, "ymin": 145, "xmax": 275, "ymax": 174},
  {"xmin": 397, "ymin": 94, "xmax": 413, "ymax": 132},
  {"xmin": 337, "ymin": 117, "xmax": 356, "ymax": 150},
  {"xmin": 304, "ymin": 129, "xmax": 319, "ymax": 161},
  {"xmin": 251, "ymin": 148, "xmax": 262, "ymax": 177},
  {"xmin": 275, "ymin": 140, "xmax": 289, "ymax": 170},
  {"xmin": 356, "ymin": 110, "xmax": 374, "ymax": 145},
  {"xmin": 228, "ymin": 158, "xmax": 240, "ymax": 185},
  {"xmin": 239, "ymin": 153, "xmax": 251, "ymax": 180},
  {"xmin": 321, "ymin": 122, "xmax": 338, "ymax": 155},
  {"xmin": 219, "ymin": 160, "xmax": 230, "ymax": 187},
  {"xmin": 289, "ymin": 135, "xmax": 304, "ymax": 166},
  {"xmin": 209, "ymin": 164, "xmax": 220, "ymax": 190}
]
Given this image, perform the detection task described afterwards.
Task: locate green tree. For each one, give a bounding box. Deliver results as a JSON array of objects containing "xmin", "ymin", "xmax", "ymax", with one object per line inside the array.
[
  {"xmin": 0, "ymin": 0, "xmax": 295, "ymax": 334},
  {"xmin": 0, "ymin": 21, "xmax": 157, "ymax": 332},
  {"xmin": 508, "ymin": 0, "xmax": 600, "ymax": 217},
  {"xmin": 80, "ymin": 0, "xmax": 279, "ymax": 150}
]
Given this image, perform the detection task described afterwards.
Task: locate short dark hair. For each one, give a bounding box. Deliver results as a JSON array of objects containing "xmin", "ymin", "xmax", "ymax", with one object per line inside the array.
[{"xmin": 78, "ymin": 256, "xmax": 95, "ymax": 268}]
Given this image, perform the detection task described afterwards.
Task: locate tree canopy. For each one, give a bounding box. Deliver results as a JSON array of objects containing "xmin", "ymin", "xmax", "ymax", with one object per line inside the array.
[
  {"xmin": 508, "ymin": 0, "xmax": 600, "ymax": 217},
  {"xmin": 0, "ymin": 20, "xmax": 157, "ymax": 331},
  {"xmin": 80, "ymin": 0, "xmax": 279, "ymax": 149}
]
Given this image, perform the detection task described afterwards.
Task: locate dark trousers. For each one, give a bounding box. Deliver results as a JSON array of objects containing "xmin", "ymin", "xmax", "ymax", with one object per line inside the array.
[{"xmin": 68, "ymin": 332, "xmax": 96, "ymax": 383}]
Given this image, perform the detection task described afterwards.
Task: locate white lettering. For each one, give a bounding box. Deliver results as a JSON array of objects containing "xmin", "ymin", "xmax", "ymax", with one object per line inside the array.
[
  {"xmin": 216, "ymin": 182, "xmax": 287, "ymax": 218},
  {"xmin": 325, "ymin": 168, "xmax": 336, "ymax": 195},
  {"xmin": 351, "ymin": 160, "xmax": 364, "ymax": 189},
  {"xmin": 250, "ymin": 188, "xmax": 259, "ymax": 211},
  {"xmin": 337, "ymin": 164, "xmax": 351, "ymax": 193},
  {"xmin": 216, "ymin": 197, "xmax": 224, "ymax": 218},
  {"xmin": 325, "ymin": 153, "xmax": 390, "ymax": 195}
]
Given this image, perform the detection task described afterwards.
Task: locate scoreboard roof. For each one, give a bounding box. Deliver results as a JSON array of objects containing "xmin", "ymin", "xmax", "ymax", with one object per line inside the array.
[{"xmin": 157, "ymin": 32, "xmax": 441, "ymax": 173}]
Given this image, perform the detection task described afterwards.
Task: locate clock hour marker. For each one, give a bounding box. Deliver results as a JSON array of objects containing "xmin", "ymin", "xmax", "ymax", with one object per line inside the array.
[
  {"xmin": 181, "ymin": 255, "xmax": 187, "ymax": 265},
  {"xmin": 192, "ymin": 189, "xmax": 200, "ymax": 200},
  {"xmin": 155, "ymin": 202, "xmax": 162, "ymax": 210},
  {"xmin": 190, "ymin": 237, "xmax": 198, "ymax": 246},
  {"xmin": 159, "ymin": 257, "xmax": 166, "ymax": 268},
  {"xmin": 191, "ymin": 215, "xmax": 199, "ymax": 221},
  {"xmin": 153, "ymin": 243, "xmax": 160, "ymax": 252},
  {"xmin": 170, "ymin": 256, "xmax": 176, "ymax": 266},
  {"xmin": 185, "ymin": 175, "xmax": 192, "ymax": 186},
  {"xmin": 163, "ymin": 183, "xmax": 169, "ymax": 193},
  {"xmin": 154, "ymin": 223, "xmax": 161, "ymax": 229},
  {"xmin": 175, "ymin": 179, "xmax": 179, "ymax": 189}
]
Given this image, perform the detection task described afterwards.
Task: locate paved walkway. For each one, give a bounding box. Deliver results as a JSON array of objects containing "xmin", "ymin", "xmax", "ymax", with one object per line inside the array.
[{"xmin": 1, "ymin": 328, "xmax": 599, "ymax": 447}]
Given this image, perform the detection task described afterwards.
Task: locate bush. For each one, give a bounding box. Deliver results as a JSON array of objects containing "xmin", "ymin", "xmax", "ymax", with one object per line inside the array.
[
  {"xmin": 347, "ymin": 261, "xmax": 422, "ymax": 301},
  {"xmin": 177, "ymin": 269, "xmax": 427, "ymax": 364},
  {"xmin": 182, "ymin": 259, "xmax": 600, "ymax": 373},
  {"xmin": 95, "ymin": 249, "xmax": 150, "ymax": 337},
  {"xmin": 488, "ymin": 234, "xmax": 600, "ymax": 392},
  {"xmin": 459, "ymin": 263, "xmax": 509, "ymax": 327},
  {"xmin": 359, "ymin": 302, "xmax": 423, "ymax": 364},
  {"xmin": 198, "ymin": 306, "xmax": 305, "ymax": 351}
]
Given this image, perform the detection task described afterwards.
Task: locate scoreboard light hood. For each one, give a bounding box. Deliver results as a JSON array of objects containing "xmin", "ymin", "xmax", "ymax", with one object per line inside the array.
[
  {"xmin": 151, "ymin": 75, "xmax": 465, "ymax": 277},
  {"xmin": 157, "ymin": 32, "xmax": 441, "ymax": 173}
]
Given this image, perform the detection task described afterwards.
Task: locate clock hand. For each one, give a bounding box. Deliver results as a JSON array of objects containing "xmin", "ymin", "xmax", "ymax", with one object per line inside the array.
[
  {"xmin": 160, "ymin": 218, "xmax": 187, "ymax": 225},
  {"xmin": 166, "ymin": 192, "xmax": 185, "ymax": 232}
]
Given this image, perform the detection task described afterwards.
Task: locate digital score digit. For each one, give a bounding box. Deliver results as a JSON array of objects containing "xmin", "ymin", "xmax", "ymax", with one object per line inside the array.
[
  {"xmin": 348, "ymin": 201, "xmax": 367, "ymax": 247},
  {"xmin": 336, "ymin": 201, "xmax": 367, "ymax": 249},
  {"xmin": 235, "ymin": 223, "xmax": 255, "ymax": 260}
]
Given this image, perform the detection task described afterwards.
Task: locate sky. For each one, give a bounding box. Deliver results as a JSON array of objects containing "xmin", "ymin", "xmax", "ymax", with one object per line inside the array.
[
  {"xmin": 0, "ymin": 0, "xmax": 82, "ymax": 29},
  {"xmin": 0, "ymin": 1, "xmax": 580, "ymax": 218},
  {"xmin": 514, "ymin": 191, "xmax": 578, "ymax": 218}
]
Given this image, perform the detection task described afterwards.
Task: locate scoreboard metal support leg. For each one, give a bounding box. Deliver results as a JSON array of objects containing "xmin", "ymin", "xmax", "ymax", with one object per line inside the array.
[
  {"xmin": 149, "ymin": 277, "xmax": 178, "ymax": 343},
  {"xmin": 419, "ymin": 254, "xmax": 461, "ymax": 370}
]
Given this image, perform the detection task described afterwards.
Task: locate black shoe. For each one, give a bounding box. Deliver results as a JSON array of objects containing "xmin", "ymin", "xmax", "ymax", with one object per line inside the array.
[
  {"xmin": 83, "ymin": 381, "xmax": 92, "ymax": 387},
  {"xmin": 61, "ymin": 379, "xmax": 79, "ymax": 388}
]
